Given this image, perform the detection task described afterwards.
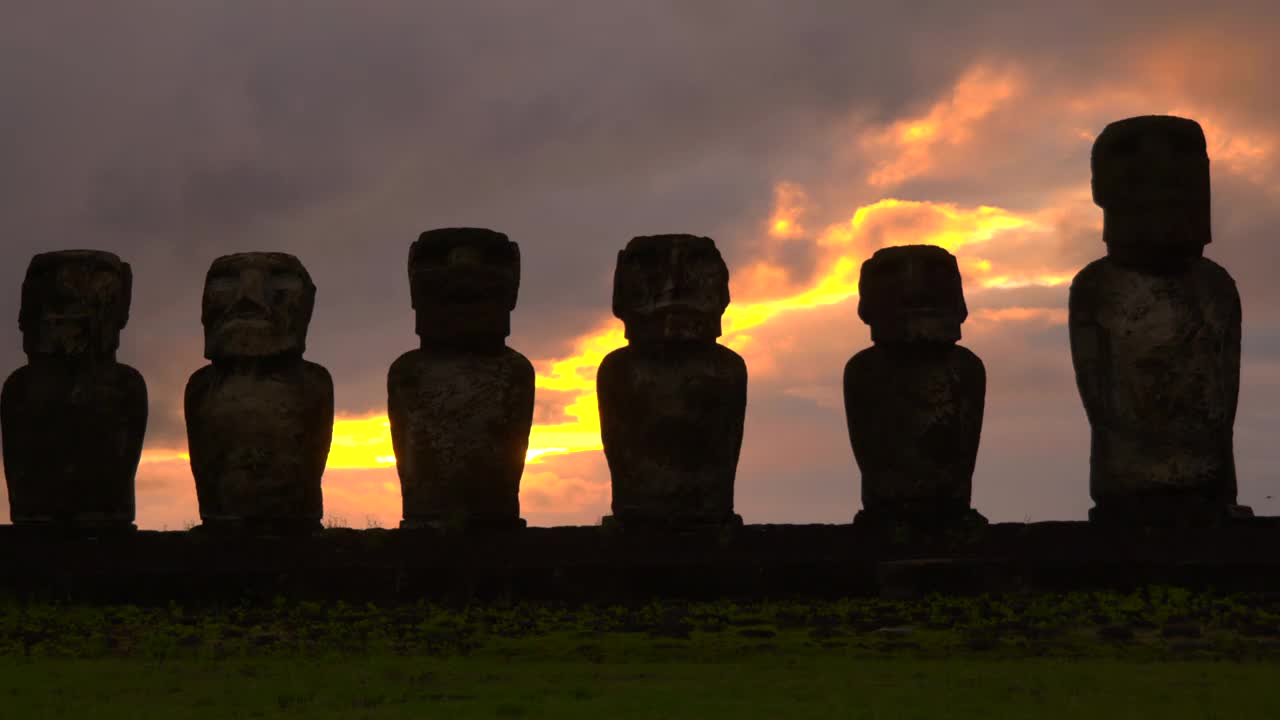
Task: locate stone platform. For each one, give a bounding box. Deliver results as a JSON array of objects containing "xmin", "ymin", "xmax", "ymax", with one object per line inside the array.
[{"xmin": 1, "ymin": 519, "xmax": 1278, "ymax": 606}]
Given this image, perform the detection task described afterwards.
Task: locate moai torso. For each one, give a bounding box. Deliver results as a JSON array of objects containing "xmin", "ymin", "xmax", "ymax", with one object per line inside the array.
[
  {"xmin": 844, "ymin": 345, "xmax": 985, "ymax": 512},
  {"xmin": 185, "ymin": 359, "xmax": 332, "ymax": 524},
  {"xmin": 843, "ymin": 245, "xmax": 986, "ymax": 530},
  {"xmin": 387, "ymin": 228, "xmax": 534, "ymax": 530},
  {"xmin": 1070, "ymin": 115, "xmax": 1248, "ymax": 525},
  {"xmin": 184, "ymin": 253, "xmax": 333, "ymax": 531},
  {"xmin": 597, "ymin": 234, "xmax": 747, "ymax": 529},
  {"xmin": 1, "ymin": 250, "xmax": 147, "ymax": 530}
]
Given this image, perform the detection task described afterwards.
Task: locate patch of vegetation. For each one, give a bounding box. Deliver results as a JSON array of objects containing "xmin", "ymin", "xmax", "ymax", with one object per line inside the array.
[
  {"xmin": 1, "ymin": 588, "xmax": 1279, "ymax": 717},
  {"xmin": 0, "ymin": 586, "xmax": 1277, "ymax": 662}
]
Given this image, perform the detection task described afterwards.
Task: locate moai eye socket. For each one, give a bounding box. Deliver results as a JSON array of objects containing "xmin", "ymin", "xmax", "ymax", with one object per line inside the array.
[
  {"xmin": 1108, "ymin": 136, "xmax": 1139, "ymax": 157},
  {"xmin": 446, "ymin": 244, "xmax": 485, "ymax": 265},
  {"xmin": 924, "ymin": 257, "xmax": 955, "ymax": 283},
  {"xmin": 877, "ymin": 257, "xmax": 907, "ymax": 278},
  {"xmin": 624, "ymin": 247, "xmax": 659, "ymax": 265},
  {"xmin": 205, "ymin": 274, "xmax": 239, "ymax": 300},
  {"xmin": 483, "ymin": 244, "xmax": 513, "ymax": 264},
  {"xmin": 268, "ymin": 271, "xmax": 304, "ymax": 294},
  {"xmin": 685, "ymin": 246, "xmax": 716, "ymax": 263},
  {"xmin": 1172, "ymin": 131, "xmax": 1205, "ymax": 154}
]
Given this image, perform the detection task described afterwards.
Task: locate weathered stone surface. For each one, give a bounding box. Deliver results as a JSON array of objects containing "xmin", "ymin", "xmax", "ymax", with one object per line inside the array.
[
  {"xmin": 408, "ymin": 227, "xmax": 520, "ymax": 346},
  {"xmin": 598, "ymin": 235, "xmax": 747, "ymax": 529},
  {"xmin": 1071, "ymin": 115, "xmax": 1250, "ymax": 526},
  {"xmin": 4, "ymin": 521, "xmax": 1280, "ymax": 605},
  {"xmin": 388, "ymin": 228, "xmax": 534, "ymax": 531},
  {"xmin": 844, "ymin": 245, "xmax": 986, "ymax": 532},
  {"xmin": 185, "ymin": 253, "xmax": 332, "ymax": 532},
  {"xmin": 2, "ymin": 250, "xmax": 147, "ymax": 530},
  {"xmin": 389, "ymin": 347, "xmax": 534, "ymax": 529},
  {"xmin": 612, "ymin": 234, "xmax": 730, "ymax": 343}
]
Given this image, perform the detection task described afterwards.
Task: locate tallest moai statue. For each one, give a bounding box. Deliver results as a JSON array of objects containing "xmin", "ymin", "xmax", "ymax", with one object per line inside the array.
[{"xmin": 1070, "ymin": 115, "xmax": 1252, "ymax": 527}]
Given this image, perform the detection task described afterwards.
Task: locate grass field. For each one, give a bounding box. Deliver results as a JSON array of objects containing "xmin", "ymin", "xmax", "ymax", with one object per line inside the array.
[{"xmin": 2, "ymin": 587, "xmax": 1279, "ymax": 718}]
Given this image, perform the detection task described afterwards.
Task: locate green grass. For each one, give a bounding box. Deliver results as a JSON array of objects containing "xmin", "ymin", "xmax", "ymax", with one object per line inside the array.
[
  {"xmin": 2, "ymin": 587, "xmax": 1279, "ymax": 717},
  {"xmin": 5, "ymin": 656, "xmax": 1280, "ymax": 719}
]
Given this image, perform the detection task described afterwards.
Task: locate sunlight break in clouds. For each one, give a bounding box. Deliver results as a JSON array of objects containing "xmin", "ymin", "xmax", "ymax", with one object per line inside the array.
[{"xmin": 860, "ymin": 64, "xmax": 1024, "ymax": 187}]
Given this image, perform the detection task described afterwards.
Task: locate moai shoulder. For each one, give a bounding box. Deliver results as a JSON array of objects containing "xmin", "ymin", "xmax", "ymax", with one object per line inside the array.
[
  {"xmin": 597, "ymin": 234, "xmax": 747, "ymax": 532},
  {"xmin": 184, "ymin": 252, "xmax": 331, "ymax": 533},
  {"xmin": 387, "ymin": 228, "xmax": 535, "ymax": 532},
  {"xmin": 1, "ymin": 250, "xmax": 147, "ymax": 531},
  {"xmin": 1071, "ymin": 114, "xmax": 1249, "ymax": 526},
  {"xmin": 843, "ymin": 244, "xmax": 987, "ymax": 535}
]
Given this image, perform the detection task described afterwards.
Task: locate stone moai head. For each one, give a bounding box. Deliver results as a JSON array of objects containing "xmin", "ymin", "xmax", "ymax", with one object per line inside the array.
[
  {"xmin": 19, "ymin": 250, "xmax": 132, "ymax": 359},
  {"xmin": 201, "ymin": 252, "xmax": 315, "ymax": 361},
  {"xmin": 612, "ymin": 234, "xmax": 730, "ymax": 343},
  {"xmin": 409, "ymin": 228, "xmax": 520, "ymax": 346},
  {"xmin": 1092, "ymin": 115, "xmax": 1211, "ymax": 267},
  {"xmin": 857, "ymin": 244, "xmax": 967, "ymax": 345}
]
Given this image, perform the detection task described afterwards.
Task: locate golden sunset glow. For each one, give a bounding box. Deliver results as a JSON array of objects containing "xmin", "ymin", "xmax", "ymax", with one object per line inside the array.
[
  {"xmin": 326, "ymin": 415, "xmax": 398, "ymax": 469},
  {"xmin": 139, "ymin": 449, "xmax": 190, "ymax": 465},
  {"xmin": 861, "ymin": 64, "xmax": 1023, "ymax": 187},
  {"xmin": 979, "ymin": 273, "xmax": 1073, "ymax": 290},
  {"xmin": 767, "ymin": 182, "xmax": 809, "ymax": 239}
]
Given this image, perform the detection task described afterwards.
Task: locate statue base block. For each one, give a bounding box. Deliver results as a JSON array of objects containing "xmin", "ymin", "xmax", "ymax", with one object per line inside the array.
[
  {"xmin": 1089, "ymin": 498, "xmax": 1254, "ymax": 529},
  {"xmin": 399, "ymin": 515, "xmax": 527, "ymax": 533},
  {"xmin": 852, "ymin": 506, "xmax": 988, "ymax": 544},
  {"xmin": 194, "ymin": 518, "xmax": 323, "ymax": 537},
  {"xmin": 7, "ymin": 519, "xmax": 137, "ymax": 539},
  {"xmin": 600, "ymin": 513, "xmax": 744, "ymax": 542}
]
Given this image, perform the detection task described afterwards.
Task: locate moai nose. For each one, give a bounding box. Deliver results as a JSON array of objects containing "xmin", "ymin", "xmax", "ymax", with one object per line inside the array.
[
  {"xmin": 901, "ymin": 262, "xmax": 929, "ymax": 307},
  {"xmin": 230, "ymin": 269, "xmax": 269, "ymax": 312}
]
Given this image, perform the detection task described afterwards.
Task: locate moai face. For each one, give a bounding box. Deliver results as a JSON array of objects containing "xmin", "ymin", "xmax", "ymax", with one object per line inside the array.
[
  {"xmin": 612, "ymin": 235, "xmax": 730, "ymax": 342},
  {"xmin": 409, "ymin": 228, "xmax": 520, "ymax": 344},
  {"xmin": 201, "ymin": 253, "xmax": 315, "ymax": 361},
  {"xmin": 857, "ymin": 245, "xmax": 967, "ymax": 345},
  {"xmin": 1092, "ymin": 115, "xmax": 1211, "ymax": 267},
  {"xmin": 19, "ymin": 250, "xmax": 132, "ymax": 358}
]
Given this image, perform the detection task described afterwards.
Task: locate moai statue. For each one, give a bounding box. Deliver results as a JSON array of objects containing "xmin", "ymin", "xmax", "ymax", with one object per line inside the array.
[
  {"xmin": 597, "ymin": 234, "xmax": 747, "ymax": 531},
  {"xmin": 387, "ymin": 228, "xmax": 534, "ymax": 531},
  {"xmin": 1070, "ymin": 115, "xmax": 1252, "ymax": 527},
  {"xmin": 1, "ymin": 250, "xmax": 147, "ymax": 531},
  {"xmin": 843, "ymin": 245, "xmax": 987, "ymax": 535},
  {"xmin": 185, "ymin": 253, "xmax": 333, "ymax": 533}
]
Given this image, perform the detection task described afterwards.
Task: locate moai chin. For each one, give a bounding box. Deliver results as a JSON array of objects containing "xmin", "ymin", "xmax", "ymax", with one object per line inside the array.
[
  {"xmin": 387, "ymin": 228, "xmax": 535, "ymax": 531},
  {"xmin": 843, "ymin": 244, "xmax": 987, "ymax": 536},
  {"xmin": 184, "ymin": 252, "xmax": 333, "ymax": 533},
  {"xmin": 2, "ymin": 250, "xmax": 147, "ymax": 531},
  {"xmin": 597, "ymin": 234, "xmax": 747, "ymax": 532},
  {"xmin": 1070, "ymin": 115, "xmax": 1251, "ymax": 527}
]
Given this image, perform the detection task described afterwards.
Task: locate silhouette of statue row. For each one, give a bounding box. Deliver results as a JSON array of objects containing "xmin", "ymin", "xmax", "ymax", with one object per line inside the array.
[{"xmin": 0, "ymin": 114, "xmax": 1254, "ymax": 534}]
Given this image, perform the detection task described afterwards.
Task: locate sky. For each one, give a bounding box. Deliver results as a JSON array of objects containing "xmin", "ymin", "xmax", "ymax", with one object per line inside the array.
[{"xmin": 2, "ymin": 1, "xmax": 1279, "ymax": 530}]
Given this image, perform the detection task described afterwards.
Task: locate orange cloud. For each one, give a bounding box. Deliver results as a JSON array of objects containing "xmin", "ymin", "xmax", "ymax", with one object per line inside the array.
[
  {"xmin": 859, "ymin": 63, "xmax": 1024, "ymax": 187},
  {"xmin": 767, "ymin": 181, "xmax": 809, "ymax": 239},
  {"xmin": 969, "ymin": 307, "xmax": 1069, "ymax": 325}
]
